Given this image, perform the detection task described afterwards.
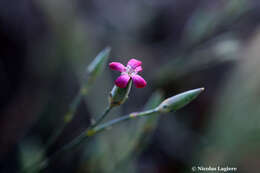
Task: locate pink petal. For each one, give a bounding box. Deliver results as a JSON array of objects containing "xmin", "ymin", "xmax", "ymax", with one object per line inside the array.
[
  {"xmin": 115, "ymin": 74, "xmax": 131, "ymax": 88},
  {"xmin": 127, "ymin": 58, "xmax": 142, "ymax": 69},
  {"xmin": 135, "ymin": 66, "xmax": 142, "ymax": 72},
  {"xmin": 109, "ymin": 62, "xmax": 126, "ymax": 72},
  {"xmin": 132, "ymin": 74, "xmax": 147, "ymax": 88}
]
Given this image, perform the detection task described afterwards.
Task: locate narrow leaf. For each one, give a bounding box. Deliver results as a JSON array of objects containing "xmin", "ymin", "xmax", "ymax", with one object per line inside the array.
[{"xmin": 87, "ymin": 47, "xmax": 111, "ymax": 80}]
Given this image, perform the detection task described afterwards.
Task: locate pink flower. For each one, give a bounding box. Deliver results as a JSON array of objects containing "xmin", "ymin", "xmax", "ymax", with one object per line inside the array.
[{"xmin": 109, "ymin": 58, "xmax": 147, "ymax": 88}]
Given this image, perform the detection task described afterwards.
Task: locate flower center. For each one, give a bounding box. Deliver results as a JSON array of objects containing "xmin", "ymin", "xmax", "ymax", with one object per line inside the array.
[{"xmin": 123, "ymin": 65, "xmax": 137, "ymax": 77}]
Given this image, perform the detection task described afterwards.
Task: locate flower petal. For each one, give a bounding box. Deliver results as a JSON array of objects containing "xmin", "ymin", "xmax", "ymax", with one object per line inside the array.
[
  {"xmin": 109, "ymin": 62, "xmax": 126, "ymax": 72},
  {"xmin": 115, "ymin": 74, "xmax": 131, "ymax": 88},
  {"xmin": 135, "ymin": 66, "xmax": 142, "ymax": 72},
  {"xmin": 132, "ymin": 74, "xmax": 147, "ymax": 88},
  {"xmin": 127, "ymin": 58, "xmax": 142, "ymax": 69}
]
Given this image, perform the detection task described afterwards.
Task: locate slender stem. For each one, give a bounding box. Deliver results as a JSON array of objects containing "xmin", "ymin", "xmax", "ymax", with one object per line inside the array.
[
  {"xmin": 45, "ymin": 82, "xmax": 90, "ymax": 150},
  {"xmin": 37, "ymin": 105, "xmax": 113, "ymax": 172},
  {"xmin": 22, "ymin": 84, "xmax": 90, "ymax": 173},
  {"xmin": 88, "ymin": 109, "xmax": 158, "ymax": 136},
  {"xmin": 39, "ymin": 132, "xmax": 88, "ymax": 172},
  {"xmin": 37, "ymin": 109, "xmax": 158, "ymax": 172},
  {"xmin": 91, "ymin": 105, "xmax": 113, "ymax": 127}
]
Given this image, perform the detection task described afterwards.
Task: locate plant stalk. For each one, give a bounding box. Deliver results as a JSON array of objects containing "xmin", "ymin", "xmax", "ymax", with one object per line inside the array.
[{"xmin": 38, "ymin": 109, "xmax": 157, "ymax": 172}]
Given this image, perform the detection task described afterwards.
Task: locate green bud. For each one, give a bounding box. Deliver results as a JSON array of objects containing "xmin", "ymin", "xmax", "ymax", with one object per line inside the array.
[
  {"xmin": 109, "ymin": 80, "xmax": 132, "ymax": 107},
  {"xmin": 156, "ymin": 88, "xmax": 204, "ymax": 113},
  {"xmin": 87, "ymin": 47, "xmax": 111, "ymax": 80}
]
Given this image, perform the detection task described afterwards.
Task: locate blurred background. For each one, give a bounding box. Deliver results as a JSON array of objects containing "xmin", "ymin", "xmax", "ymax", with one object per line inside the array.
[{"xmin": 1, "ymin": 0, "xmax": 260, "ymax": 172}]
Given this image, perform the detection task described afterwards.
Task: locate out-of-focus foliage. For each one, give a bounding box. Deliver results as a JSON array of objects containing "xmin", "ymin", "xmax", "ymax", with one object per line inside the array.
[
  {"xmin": 1, "ymin": 0, "xmax": 260, "ymax": 172},
  {"xmin": 198, "ymin": 31, "xmax": 260, "ymax": 172}
]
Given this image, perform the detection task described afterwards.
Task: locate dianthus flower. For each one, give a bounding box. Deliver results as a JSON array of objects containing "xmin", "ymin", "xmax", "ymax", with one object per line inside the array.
[{"xmin": 109, "ymin": 58, "xmax": 147, "ymax": 88}]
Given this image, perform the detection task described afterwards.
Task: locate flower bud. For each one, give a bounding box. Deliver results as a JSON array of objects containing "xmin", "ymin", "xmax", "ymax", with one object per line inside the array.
[
  {"xmin": 109, "ymin": 80, "xmax": 132, "ymax": 107},
  {"xmin": 156, "ymin": 88, "xmax": 204, "ymax": 113}
]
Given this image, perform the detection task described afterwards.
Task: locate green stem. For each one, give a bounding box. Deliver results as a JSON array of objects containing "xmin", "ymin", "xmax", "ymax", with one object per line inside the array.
[
  {"xmin": 37, "ymin": 109, "xmax": 158, "ymax": 172},
  {"xmin": 45, "ymin": 85, "xmax": 88, "ymax": 149},
  {"xmin": 39, "ymin": 132, "xmax": 88, "ymax": 172},
  {"xmin": 87, "ymin": 109, "xmax": 158, "ymax": 136},
  {"xmin": 24, "ymin": 104, "xmax": 112, "ymax": 173},
  {"xmin": 91, "ymin": 105, "xmax": 113, "ymax": 127}
]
